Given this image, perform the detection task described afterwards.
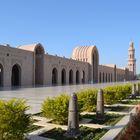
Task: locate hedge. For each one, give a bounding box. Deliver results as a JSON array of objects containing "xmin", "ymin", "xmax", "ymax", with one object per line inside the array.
[
  {"xmin": 42, "ymin": 84, "xmax": 132, "ymax": 123},
  {"xmin": 77, "ymin": 88, "xmax": 98, "ymax": 112},
  {"xmin": 0, "ymin": 99, "xmax": 31, "ymax": 140},
  {"xmin": 42, "ymin": 94, "xmax": 69, "ymax": 125},
  {"xmin": 103, "ymin": 84, "xmax": 132, "ymax": 104}
]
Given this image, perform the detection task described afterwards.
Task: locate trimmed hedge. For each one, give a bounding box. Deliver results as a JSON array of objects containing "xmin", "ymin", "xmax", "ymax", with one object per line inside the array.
[
  {"xmin": 42, "ymin": 84, "xmax": 132, "ymax": 123},
  {"xmin": 103, "ymin": 84, "xmax": 132, "ymax": 105},
  {"xmin": 0, "ymin": 99, "xmax": 31, "ymax": 140},
  {"xmin": 77, "ymin": 88, "xmax": 98, "ymax": 112},
  {"xmin": 42, "ymin": 94, "xmax": 69, "ymax": 124}
]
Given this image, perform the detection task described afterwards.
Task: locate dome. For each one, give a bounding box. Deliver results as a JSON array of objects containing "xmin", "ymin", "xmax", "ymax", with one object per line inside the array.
[
  {"xmin": 72, "ymin": 45, "xmax": 99, "ymax": 64},
  {"xmin": 17, "ymin": 43, "xmax": 45, "ymax": 54}
]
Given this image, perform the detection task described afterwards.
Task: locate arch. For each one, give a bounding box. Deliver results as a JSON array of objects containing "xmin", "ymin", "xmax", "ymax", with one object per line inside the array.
[
  {"xmin": 103, "ymin": 72, "xmax": 105, "ymax": 83},
  {"xmin": 18, "ymin": 43, "xmax": 45, "ymax": 53},
  {"xmin": 76, "ymin": 70, "xmax": 80, "ymax": 84},
  {"xmin": 52, "ymin": 68, "xmax": 58, "ymax": 85},
  {"xmin": 11, "ymin": 64, "xmax": 21, "ymax": 86},
  {"xmin": 72, "ymin": 46, "xmax": 99, "ymax": 83},
  {"xmin": 108, "ymin": 73, "xmax": 110, "ymax": 82},
  {"xmin": 82, "ymin": 71, "xmax": 85, "ymax": 84},
  {"xmin": 35, "ymin": 44, "xmax": 44, "ymax": 85},
  {"xmin": 99, "ymin": 72, "xmax": 101, "ymax": 83},
  {"xmin": 111, "ymin": 73, "xmax": 113, "ymax": 82},
  {"xmin": 35, "ymin": 45, "xmax": 44, "ymax": 54},
  {"xmin": 69, "ymin": 69, "xmax": 73, "ymax": 84},
  {"xmin": 106, "ymin": 73, "xmax": 107, "ymax": 82},
  {"xmin": 61, "ymin": 69, "xmax": 66, "ymax": 85},
  {"xmin": 0, "ymin": 64, "xmax": 3, "ymax": 87}
]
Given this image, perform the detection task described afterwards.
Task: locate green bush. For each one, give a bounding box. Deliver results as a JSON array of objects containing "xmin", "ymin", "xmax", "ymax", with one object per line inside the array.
[
  {"xmin": 77, "ymin": 88, "xmax": 98, "ymax": 112},
  {"xmin": 0, "ymin": 98, "xmax": 31, "ymax": 140},
  {"xmin": 115, "ymin": 84, "xmax": 131, "ymax": 100},
  {"xmin": 103, "ymin": 84, "xmax": 132, "ymax": 105},
  {"xmin": 42, "ymin": 94, "xmax": 69, "ymax": 124},
  {"xmin": 136, "ymin": 82, "xmax": 140, "ymax": 93}
]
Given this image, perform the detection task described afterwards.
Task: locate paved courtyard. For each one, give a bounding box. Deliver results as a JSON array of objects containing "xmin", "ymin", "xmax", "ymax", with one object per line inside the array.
[{"xmin": 0, "ymin": 81, "xmax": 138, "ymax": 114}]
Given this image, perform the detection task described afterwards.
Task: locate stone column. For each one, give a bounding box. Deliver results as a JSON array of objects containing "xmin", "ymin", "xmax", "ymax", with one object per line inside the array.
[
  {"xmin": 65, "ymin": 92, "xmax": 79, "ymax": 137},
  {"xmin": 96, "ymin": 88, "xmax": 104, "ymax": 120}
]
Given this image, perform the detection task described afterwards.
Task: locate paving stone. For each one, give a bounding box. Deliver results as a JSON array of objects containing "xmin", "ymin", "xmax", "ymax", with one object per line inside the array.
[{"xmin": 100, "ymin": 107, "xmax": 136, "ymax": 140}]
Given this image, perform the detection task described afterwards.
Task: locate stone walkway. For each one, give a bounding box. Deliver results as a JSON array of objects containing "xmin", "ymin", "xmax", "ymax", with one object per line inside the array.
[
  {"xmin": 26, "ymin": 103, "xmax": 137, "ymax": 140},
  {"xmin": 81, "ymin": 111, "xmax": 128, "ymax": 115},
  {"xmin": 100, "ymin": 107, "xmax": 136, "ymax": 140},
  {"xmin": 0, "ymin": 81, "xmax": 137, "ymax": 114}
]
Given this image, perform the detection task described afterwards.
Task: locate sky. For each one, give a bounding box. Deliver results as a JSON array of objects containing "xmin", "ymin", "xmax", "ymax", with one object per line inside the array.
[{"xmin": 0, "ymin": 0, "xmax": 140, "ymax": 73}]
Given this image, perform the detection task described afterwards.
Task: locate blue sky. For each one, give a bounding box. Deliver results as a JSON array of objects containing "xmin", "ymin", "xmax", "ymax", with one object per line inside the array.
[{"xmin": 0, "ymin": 0, "xmax": 140, "ymax": 73}]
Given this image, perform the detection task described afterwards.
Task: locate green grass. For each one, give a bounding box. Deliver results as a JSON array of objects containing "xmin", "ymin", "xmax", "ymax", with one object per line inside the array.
[
  {"xmin": 40, "ymin": 127, "xmax": 107, "ymax": 140},
  {"xmin": 27, "ymin": 125, "xmax": 43, "ymax": 133},
  {"xmin": 82, "ymin": 113, "xmax": 124, "ymax": 126}
]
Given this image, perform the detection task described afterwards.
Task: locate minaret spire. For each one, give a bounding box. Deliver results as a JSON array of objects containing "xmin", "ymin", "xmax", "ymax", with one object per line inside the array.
[{"xmin": 128, "ymin": 40, "xmax": 136, "ymax": 77}]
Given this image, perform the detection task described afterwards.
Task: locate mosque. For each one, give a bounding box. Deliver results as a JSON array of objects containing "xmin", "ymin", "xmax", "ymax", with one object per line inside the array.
[{"xmin": 0, "ymin": 41, "xmax": 136, "ymax": 87}]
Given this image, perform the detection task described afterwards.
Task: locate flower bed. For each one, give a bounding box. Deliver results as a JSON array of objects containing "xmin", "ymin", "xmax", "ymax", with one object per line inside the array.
[
  {"xmin": 40, "ymin": 127, "xmax": 107, "ymax": 140},
  {"xmin": 116, "ymin": 110, "xmax": 140, "ymax": 140}
]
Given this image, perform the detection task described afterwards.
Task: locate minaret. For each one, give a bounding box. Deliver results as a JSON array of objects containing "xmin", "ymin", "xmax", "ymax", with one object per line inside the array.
[{"xmin": 128, "ymin": 40, "xmax": 136, "ymax": 76}]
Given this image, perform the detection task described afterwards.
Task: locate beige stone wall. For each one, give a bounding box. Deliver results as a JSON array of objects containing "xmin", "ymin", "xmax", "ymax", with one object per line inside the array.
[
  {"xmin": 44, "ymin": 54, "xmax": 89, "ymax": 85},
  {"xmin": 98, "ymin": 65, "xmax": 115, "ymax": 83},
  {"xmin": 72, "ymin": 46, "xmax": 99, "ymax": 83},
  {"xmin": 116, "ymin": 67, "xmax": 126, "ymax": 81},
  {"xmin": 0, "ymin": 44, "xmax": 34, "ymax": 87},
  {"xmin": 0, "ymin": 42, "xmax": 135, "ymax": 87}
]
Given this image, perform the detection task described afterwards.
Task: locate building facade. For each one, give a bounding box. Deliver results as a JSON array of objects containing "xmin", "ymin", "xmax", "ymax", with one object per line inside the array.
[{"xmin": 0, "ymin": 41, "xmax": 136, "ymax": 87}]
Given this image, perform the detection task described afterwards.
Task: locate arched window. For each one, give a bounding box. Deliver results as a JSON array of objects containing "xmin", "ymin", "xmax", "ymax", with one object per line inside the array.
[
  {"xmin": 0, "ymin": 64, "xmax": 3, "ymax": 87},
  {"xmin": 99, "ymin": 72, "xmax": 101, "ymax": 83},
  {"xmin": 109, "ymin": 73, "xmax": 110, "ymax": 82},
  {"xmin": 111, "ymin": 73, "xmax": 113, "ymax": 82},
  {"xmin": 11, "ymin": 64, "xmax": 21, "ymax": 86},
  {"xmin": 82, "ymin": 71, "xmax": 85, "ymax": 84},
  {"xmin": 61, "ymin": 69, "xmax": 66, "ymax": 85},
  {"xmin": 69, "ymin": 69, "xmax": 73, "ymax": 84},
  {"xmin": 103, "ymin": 72, "xmax": 105, "ymax": 83},
  {"xmin": 52, "ymin": 68, "xmax": 58, "ymax": 85},
  {"xmin": 76, "ymin": 70, "xmax": 80, "ymax": 84},
  {"xmin": 106, "ymin": 73, "xmax": 107, "ymax": 82}
]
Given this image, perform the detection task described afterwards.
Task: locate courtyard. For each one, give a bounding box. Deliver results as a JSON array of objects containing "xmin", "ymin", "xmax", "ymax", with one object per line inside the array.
[{"xmin": 0, "ymin": 81, "xmax": 138, "ymax": 114}]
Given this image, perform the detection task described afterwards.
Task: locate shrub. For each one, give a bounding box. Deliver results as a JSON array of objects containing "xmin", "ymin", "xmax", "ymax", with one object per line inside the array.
[
  {"xmin": 77, "ymin": 88, "xmax": 98, "ymax": 112},
  {"xmin": 42, "ymin": 94, "xmax": 69, "ymax": 124},
  {"xmin": 103, "ymin": 86, "xmax": 117, "ymax": 105},
  {"xmin": 0, "ymin": 98, "xmax": 31, "ymax": 140},
  {"xmin": 103, "ymin": 84, "xmax": 131, "ymax": 105},
  {"xmin": 136, "ymin": 82, "xmax": 140, "ymax": 94},
  {"xmin": 115, "ymin": 84, "xmax": 131, "ymax": 100},
  {"xmin": 117, "ymin": 111, "xmax": 140, "ymax": 140}
]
